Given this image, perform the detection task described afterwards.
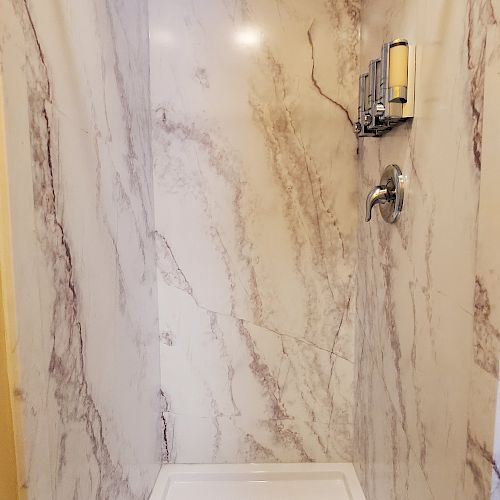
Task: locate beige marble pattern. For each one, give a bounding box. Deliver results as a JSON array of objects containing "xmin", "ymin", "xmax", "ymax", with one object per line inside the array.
[
  {"xmin": 0, "ymin": 1, "xmax": 161, "ymax": 498},
  {"xmin": 354, "ymin": 0, "xmax": 496, "ymax": 499},
  {"xmin": 354, "ymin": 334, "xmax": 434, "ymax": 500},
  {"xmin": 150, "ymin": 0, "xmax": 360, "ymax": 463},
  {"xmin": 6, "ymin": 1, "xmax": 500, "ymax": 498},
  {"xmin": 465, "ymin": 2, "xmax": 500, "ymax": 497}
]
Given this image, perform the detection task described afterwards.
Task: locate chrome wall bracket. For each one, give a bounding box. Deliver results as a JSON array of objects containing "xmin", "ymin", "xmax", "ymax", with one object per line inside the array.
[
  {"xmin": 354, "ymin": 39, "xmax": 416, "ymax": 138},
  {"xmin": 365, "ymin": 164, "xmax": 404, "ymax": 223}
]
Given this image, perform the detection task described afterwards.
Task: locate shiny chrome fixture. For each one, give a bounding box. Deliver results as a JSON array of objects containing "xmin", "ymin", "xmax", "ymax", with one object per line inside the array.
[
  {"xmin": 354, "ymin": 39, "xmax": 415, "ymax": 137},
  {"xmin": 365, "ymin": 164, "xmax": 404, "ymax": 223}
]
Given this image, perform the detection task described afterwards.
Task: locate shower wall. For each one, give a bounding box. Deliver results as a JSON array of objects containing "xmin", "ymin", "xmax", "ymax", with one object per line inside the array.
[
  {"xmin": 0, "ymin": 1, "xmax": 160, "ymax": 499},
  {"xmin": 466, "ymin": 9, "xmax": 500, "ymax": 498},
  {"xmin": 354, "ymin": 1, "xmax": 498, "ymax": 499},
  {"xmin": 149, "ymin": 0, "xmax": 360, "ymax": 463}
]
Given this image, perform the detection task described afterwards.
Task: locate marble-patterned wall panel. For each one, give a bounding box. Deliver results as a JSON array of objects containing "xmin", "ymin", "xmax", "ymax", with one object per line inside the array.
[
  {"xmin": 354, "ymin": 0, "xmax": 492, "ymax": 499},
  {"xmin": 353, "ymin": 334, "xmax": 434, "ymax": 500},
  {"xmin": 150, "ymin": 0, "xmax": 359, "ymax": 462},
  {"xmin": 159, "ymin": 280, "xmax": 353, "ymax": 463},
  {"xmin": 465, "ymin": 4, "xmax": 500, "ymax": 497},
  {"xmin": 0, "ymin": 1, "xmax": 160, "ymax": 498}
]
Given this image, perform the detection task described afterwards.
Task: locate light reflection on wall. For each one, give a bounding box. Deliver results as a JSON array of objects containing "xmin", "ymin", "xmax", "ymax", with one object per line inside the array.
[{"xmin": 234, "ymin": 26, "xmax": 263, "ymax": 48}]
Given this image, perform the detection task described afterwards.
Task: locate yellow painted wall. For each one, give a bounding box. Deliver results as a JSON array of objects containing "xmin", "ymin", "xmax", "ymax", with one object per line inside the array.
[
  {"xmin": 0, "ymin": 77, "xmax": 22, "ymax": 500},
  {"xmin": 0, "ymin": 276, "xmax": 18, "ymax": 499}
]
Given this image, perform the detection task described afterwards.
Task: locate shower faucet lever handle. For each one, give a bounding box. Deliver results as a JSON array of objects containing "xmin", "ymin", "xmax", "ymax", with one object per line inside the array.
[
  {"xmin": 365, "ymin": 164, "xmax": 405, "ymax": 224},
  {"xmin": 365, "ymin": 186, "xmax": 389, "ymax": 222}
]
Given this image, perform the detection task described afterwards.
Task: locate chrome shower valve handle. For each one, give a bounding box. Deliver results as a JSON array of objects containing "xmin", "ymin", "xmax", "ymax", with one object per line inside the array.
[
  {"xmin": 365, "ymin": 186, "xmax": 389, "ymax": 221},
  {"xmin": 365, "ymin": 164, "xmax": 404, "ymax": 223}
]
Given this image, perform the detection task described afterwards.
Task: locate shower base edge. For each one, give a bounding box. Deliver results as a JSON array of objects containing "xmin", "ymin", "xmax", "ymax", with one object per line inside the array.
[{"xmin": 149, "ymin": 462, "xmax": 366, "ymax": 500}]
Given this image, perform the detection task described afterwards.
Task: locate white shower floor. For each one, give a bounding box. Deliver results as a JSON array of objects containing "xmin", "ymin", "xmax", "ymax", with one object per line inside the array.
[{"xmin": 149, "ymin": 463, "xmax": 366, "ymax": 500}]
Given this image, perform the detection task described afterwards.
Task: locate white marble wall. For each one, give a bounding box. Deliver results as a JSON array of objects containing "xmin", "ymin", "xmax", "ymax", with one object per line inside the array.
[
  {"xmin": 465, "ymin": 2, "xmax": 500, "ymax": 497},
  {"xmin": 7, "ymin": 0, "xmax": 499, "ymax": 496},
  {"xmin": 149, "ymin": 0, "xmax": 360, "ymax": 463},
  {"xmin": 354, "ymin": 1, "xmax": 498, "ymax": 499},
  {"xmin": 0, "ymin": 1, "xmax": 160, "ymax": 498}
]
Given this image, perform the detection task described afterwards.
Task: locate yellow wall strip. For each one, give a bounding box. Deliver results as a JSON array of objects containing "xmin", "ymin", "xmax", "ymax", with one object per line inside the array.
[{"xmin": 0, "ymin": 75, "xmax": 23, "ymax": 500}]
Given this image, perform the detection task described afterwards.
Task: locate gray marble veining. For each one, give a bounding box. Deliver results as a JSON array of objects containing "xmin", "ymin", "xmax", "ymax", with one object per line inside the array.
[
  {"xmin": 465, "ymin": 5, "xmax": 500, "ymax": 498},
  {"xmin": 354, "ymin": 1, "xmax": 500, "ymax": 499},
  {"xmin": 3, "ymin": 0, "xmax": 500, "ymax": 498},
  {"xmin": 150, "ymin": 0, "xmax": 360, "ymax": 463},
  {"xmin": 0, "ymin": 1, "xmax": 161, "ymax": 498}
]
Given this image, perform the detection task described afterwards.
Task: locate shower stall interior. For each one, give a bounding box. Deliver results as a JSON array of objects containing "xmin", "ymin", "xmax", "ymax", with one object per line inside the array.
[{"xmin": 0, "ymin": 1, "xmax": 499, "ymax": 499}]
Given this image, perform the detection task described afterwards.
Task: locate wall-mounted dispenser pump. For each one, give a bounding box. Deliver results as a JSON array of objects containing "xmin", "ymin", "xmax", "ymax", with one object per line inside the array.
[{"xmin": 354, "ymin": 39, "xmax": 415, "ymax": 137}]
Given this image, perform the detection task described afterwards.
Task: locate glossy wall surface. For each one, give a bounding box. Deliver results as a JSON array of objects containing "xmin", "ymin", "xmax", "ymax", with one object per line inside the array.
[
  {"xmin": 150, "ymin": 0, "xmax": 360, "ymax": 463},
  {"xmin": 0, "ymin": 1, "xmax": 161, "ymax": 498},
  {"xmin": 354, "ymin": 1, "xmax": 499, "ymax": 499},
  {"xmin": 466, "ymin": 4, "xmax": 500, "ymax": 498}
]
